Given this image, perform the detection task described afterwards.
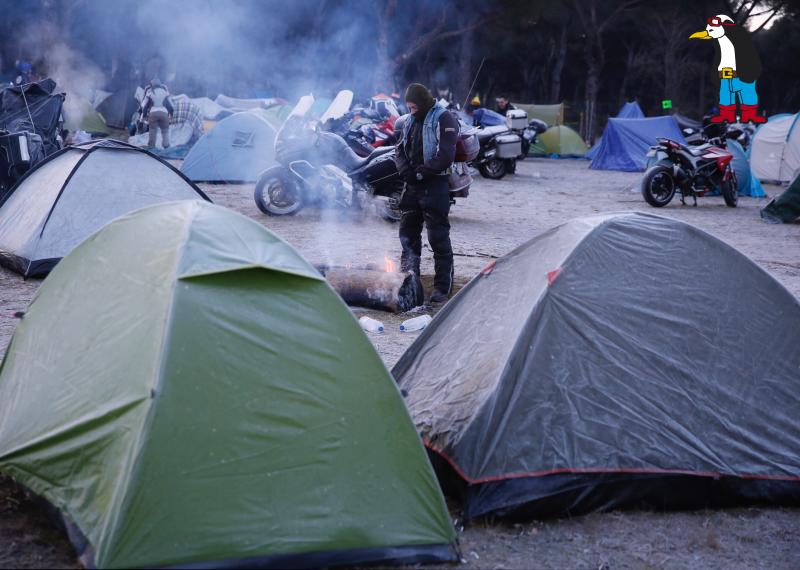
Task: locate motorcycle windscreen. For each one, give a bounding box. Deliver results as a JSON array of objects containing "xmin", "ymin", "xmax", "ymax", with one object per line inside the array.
[
  {"xmin": 289, "ymin": 95, "xmax": 315, "ymax": 118},
  {"xmin": 320, "ymin": 90, "xmax": 354, "ymax": 123}
]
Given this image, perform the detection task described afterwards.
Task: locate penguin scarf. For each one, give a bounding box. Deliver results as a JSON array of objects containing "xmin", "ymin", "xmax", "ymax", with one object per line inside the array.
[{"xmin": 690, "ymin": 14, "xmax": 766, "ymax": 124}]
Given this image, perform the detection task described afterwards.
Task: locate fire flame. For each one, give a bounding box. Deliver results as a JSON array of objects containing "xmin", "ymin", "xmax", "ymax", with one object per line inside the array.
[{"xmin": 384, "ymin": 255, "xmax": 397, "ymax": 273}]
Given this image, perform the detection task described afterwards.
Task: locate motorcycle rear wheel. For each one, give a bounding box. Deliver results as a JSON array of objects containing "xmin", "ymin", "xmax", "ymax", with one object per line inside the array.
[
  {"xmin": 641, "ymin": 165, "xmax": 676, "ymax": 207},
  {"xmin": 254, "ymin": 166, "xmax": 304, "ymax": 216},
  {"xmin": 479, "ymin": 158, "xmax": 507, "ymax": 179},
  {"xmin": 721, "ymin": 171, "xmax": 738, "ymax": 208}
]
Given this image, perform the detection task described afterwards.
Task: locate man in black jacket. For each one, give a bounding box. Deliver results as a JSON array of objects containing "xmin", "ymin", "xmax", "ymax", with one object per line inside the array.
[{"xmin": 395, "ymin": 83, "xmax": 459, "ymax": 304}]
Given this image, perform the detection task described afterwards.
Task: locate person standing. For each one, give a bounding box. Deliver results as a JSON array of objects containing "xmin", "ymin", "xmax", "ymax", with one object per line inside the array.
[
  {"xmin": 495, "ymin": 95, "xmax": 516, "ymax": 116},
  {"xmin": 395, "ymin": 83, "xmax": 459, "ymax": 304},
  {"xmin": 142, "ymin": 78, "xmax": 174, "ymax": 148}
]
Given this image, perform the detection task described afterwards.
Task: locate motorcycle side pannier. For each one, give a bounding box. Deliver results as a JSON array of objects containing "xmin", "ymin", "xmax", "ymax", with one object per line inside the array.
[
  {"xmin": 449, "ymin": 161, "xmax": 472, "ymax": 198},
  {"xmin": 455, "ymin": 132, "xmax": 479, "ymax": 162},
  {"xmin": 496, "ymin": 134, "xmax": 522, "ymax": 159},
  {"xmin": 506, "ymin": 109, "xmax": 528, "ymax": 130}
]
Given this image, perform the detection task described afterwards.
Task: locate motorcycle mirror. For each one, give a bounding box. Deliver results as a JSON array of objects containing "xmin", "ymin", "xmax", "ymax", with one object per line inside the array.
[{"xmin": 683, "ymin": 128, "xmax": 694, "ymax": 135}]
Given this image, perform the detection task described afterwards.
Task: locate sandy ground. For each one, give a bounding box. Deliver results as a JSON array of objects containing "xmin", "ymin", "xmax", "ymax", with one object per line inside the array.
[{"xmin": 1, "ymin": 158, "xmax": 798, "ymax": 568}]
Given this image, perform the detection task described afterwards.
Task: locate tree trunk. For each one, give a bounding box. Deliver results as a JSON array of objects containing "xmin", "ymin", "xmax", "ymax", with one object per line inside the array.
[
  {"xmin": 374, "ymin": 0, "xmax": 398, "ymax": 93},
  {"xmin": 550, "ymin": 24, "xmax": 567, "ymax": 103},
  {"xmin": 455, "ymin": 16, "xmax": 475, "ymax": 105}
]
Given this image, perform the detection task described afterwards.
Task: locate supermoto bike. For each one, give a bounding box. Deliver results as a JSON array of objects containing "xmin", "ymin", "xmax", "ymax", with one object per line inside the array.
[
  {"xmin": 642, "ymin": 135, "xmax": 738, "ymax": 208},
  {"xmin": 254, "ymin": 94, "xmax": 406, "ymax": 220}
]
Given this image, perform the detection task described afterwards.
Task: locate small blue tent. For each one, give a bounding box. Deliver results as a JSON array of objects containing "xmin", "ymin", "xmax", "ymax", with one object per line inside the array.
[
  {"xmin": 589, "ymin": 116, "xmax": 686, "ymax": 172},
  {"xmin": 587, "ymin": 101, "xmax": 645, "ymax": 159},
  {"xmin": 181, "ymin": 112, "xmax": 277, "ymax": 183}
]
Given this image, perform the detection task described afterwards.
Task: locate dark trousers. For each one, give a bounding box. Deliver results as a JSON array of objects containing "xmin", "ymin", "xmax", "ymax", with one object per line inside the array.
[{"xmin": 399, "ymin": 175, "xmax": 454, "ymax": 294}]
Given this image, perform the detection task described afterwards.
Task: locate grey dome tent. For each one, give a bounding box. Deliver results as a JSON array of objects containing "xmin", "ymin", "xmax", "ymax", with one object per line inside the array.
[
  {"xmin": 0, "ymin": 140, "xmax": 209, "ymax": 277},
  {"xmin": 181, "ymin": 111, "xmax": 278, "ymax": 182},
  {"xmin": 394, "ymin": 212, "xmax": 800, "ymax": 520},
  {"xmin": 0, "ymin": 201, "xmax": 456, "ymax": 568}
]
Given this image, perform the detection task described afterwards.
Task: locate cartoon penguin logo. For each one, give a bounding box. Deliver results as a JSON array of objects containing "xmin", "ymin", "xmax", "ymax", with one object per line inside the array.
[{"xmin": 690, "ymin": 14, "xmax": 766, "ymax": 124}]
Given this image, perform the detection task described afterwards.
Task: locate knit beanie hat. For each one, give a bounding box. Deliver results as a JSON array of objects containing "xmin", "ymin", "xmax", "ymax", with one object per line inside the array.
[{"xmin": 404, "ymin": 83, "xmax": 434, "ymax": 116}]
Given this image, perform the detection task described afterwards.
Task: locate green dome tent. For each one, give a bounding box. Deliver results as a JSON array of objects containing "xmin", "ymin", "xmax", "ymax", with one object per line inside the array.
[
  {"xmin": 0, "ymin": 201, "xmax": 456, "ymax": 569},
  {"xmin": 513, "ymin": 102, "xmax": 564, "ymax": 126},
  {"xmin": 530, "ymin": 125, "xmax": 588, "ymax": 157}
]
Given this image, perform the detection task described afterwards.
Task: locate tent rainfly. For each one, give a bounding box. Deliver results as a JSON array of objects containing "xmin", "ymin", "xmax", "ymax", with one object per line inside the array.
[
  {"xmin": 181, "ymin": 111, "xmax": 279, "ymax": 183},
  {"xmin": 589, "ymin": 116, "xmax": 686, "ymax": 171},
  {"xmin": 394, "ymin": 212, "xmax": 800, "ymax": 520},
  {"xmin": 0, "ymin": 139, "xmax": 209, "ymax": 277},
  {"xmin": 749, "ymin": 112, "xmax": 800, "ymax": 183},
  {"xmin": 0, "ymin": 201, "xmax": 456, "ymax": 569}
]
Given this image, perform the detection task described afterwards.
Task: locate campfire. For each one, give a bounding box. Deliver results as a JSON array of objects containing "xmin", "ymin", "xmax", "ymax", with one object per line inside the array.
[{"xmin": 317, "ymin": 255, "xmax": 423, "ymax": 313}]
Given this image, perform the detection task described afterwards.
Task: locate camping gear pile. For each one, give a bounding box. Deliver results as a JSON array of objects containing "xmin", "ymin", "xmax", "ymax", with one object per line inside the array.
[{"xmin": 0, "ymin": 79, "xmax": 65, "ymax": 196}]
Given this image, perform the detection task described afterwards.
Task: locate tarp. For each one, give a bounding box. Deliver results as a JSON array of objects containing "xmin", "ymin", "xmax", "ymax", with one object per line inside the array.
[
  {"xmin": 587, "ymin": 101, "xmax": 645, "ymax": 159},
  {"xmin": 175, "ymin": 94, "xmax": 225, "ymax": 120},
  {"xmin": 590, "ymin": 116, "xmax": 686, "ymax": 171},
  {"xmin": 513, "ymin": 102, "xmax": 564, "ymax": 126},
  {"xmin": 0, "ymin": 201, "xmax": 456, "ymax": 569},
  {"xmin": 62, "ymin": 96, "xmax": 108, "ymax": 135},
  {"xmin": 394, "ymin": 212, "xmax": 800, "ymax": 520},
  {"xmin": 181, "ymin": 111, "xmax": 278, "ymax": 183},
  {"xmin": 761, "ymin": 172, "xmax": 800, "ymax": 223},
  {"xmin": 128, "ymin": 98, "xmax": 204, "ymax": 155},
  {"xmin": 471, "ymin": 108, "xmax": 507, "ymax": 127},
  {"xmin": 530, "ymin": 125, "xmax": 587, "ymax": 157},
  {"xmin": 0, "ymin": 79, "xmax": 64, "ymax": 156},
  {"xmin": 749, "ymin": 112, "xmax": 800, "ymax": 183},
  {"xmin": 0, "ymin": 140, "xmax": 209, "ymax": 277}
]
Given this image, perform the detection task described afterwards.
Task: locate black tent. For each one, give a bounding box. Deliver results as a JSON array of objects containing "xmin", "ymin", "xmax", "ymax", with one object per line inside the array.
[
  {"xmin": 394, "ymin": 212, "xmax": 800, "ymax": 520},
  {"xmin": 761, "ymin": 172, "xmax": 800, "ymax": 223},
  {"xmin": 96, "ymin": 87, "xmax": 139, "ymax": 129},
  {"xmin": 0, "ymin": 79, "xmax": 64, "ymax": 156},
  {"xmin": 0, "ymin": 140, "xmax": 210, "ymax": 277}
]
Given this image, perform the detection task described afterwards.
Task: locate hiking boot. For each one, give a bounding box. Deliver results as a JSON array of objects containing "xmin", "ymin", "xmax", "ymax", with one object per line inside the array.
[
  {"xmin": 430, "ymin": 290, "xmax": 449, "ymax": 304},
  {"xmin": 740, "ymin": 104, "xmax": 767, "ymax": 124}
]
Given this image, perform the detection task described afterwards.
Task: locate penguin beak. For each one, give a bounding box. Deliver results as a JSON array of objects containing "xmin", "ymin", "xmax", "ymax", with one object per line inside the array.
[{"xmin": 690, "ymin": 30, "xmax": 711, "ymax": 40}]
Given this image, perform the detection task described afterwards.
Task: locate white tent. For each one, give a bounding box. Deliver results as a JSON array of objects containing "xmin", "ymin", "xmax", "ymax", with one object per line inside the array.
[{"xmin": 750, "ymin": 113, "xmax": 800, "ymax": 183}]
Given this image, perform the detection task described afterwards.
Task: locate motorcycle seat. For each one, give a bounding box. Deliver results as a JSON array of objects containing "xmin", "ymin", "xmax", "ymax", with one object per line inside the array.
[
  {"xmin": 477, "ymin": 125, "xmax": 510, "ymax": 141},
  {"xmin": 688, "ymin": 143, "xmax": 711, "ymax": 156},
  {"xmin": 348, "ymin": 145, "xmax": 395, "ymax": 174}
]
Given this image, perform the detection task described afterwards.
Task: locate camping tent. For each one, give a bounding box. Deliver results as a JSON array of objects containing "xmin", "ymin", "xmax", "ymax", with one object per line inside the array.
[
  {"xmin": 728, "ymin": 139, "xmax": 765, "ymax": 197},
  {"xmin": 513, "ymin": 102, "xmax": 564, "ymax": 126},
  {"xmin": 394, "ymin": 212, "xmax": 800, "ymax": 520},
  {"xmin": 590, "ymin": 116, "xmax": 686, "ymax": 171},
  {"xmin": 0, "ymin": 201, "xmax": 456, "ymax": 569},
  {"xmin": 181, "ymin": 111, "xmax": 278, "ymax": 182},
  {"xmin": 529, "ymin": 125, "xmax": 587, "ymax": 157},
  {"xmin": 62, "ymin": 96, "xmax": 108, "ymax": 135},
  {"xmin": 749, "ymin": 112, "xmax": 800, "ymax": 183},
  {"xmin": 0, "ymin": 140, "xmax": 209, "ymax": 277},
  {"xmin": 587, "ymin": 101, "xmax": 645, "ymax": 159},
  {"xmin": 761, "ymin": 172, "xmax": 800, "ymax": 223}
]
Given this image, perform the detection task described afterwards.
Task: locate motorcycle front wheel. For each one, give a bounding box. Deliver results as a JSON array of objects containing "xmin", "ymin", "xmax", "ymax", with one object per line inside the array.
[
  {"xmin": 641, "ymin": 165, "xmax": 676, "ymax": 207},
  {"xmin": 519, "ymin": 139, "xmax": 530, "ymax": 160},
  {"xmin": 721, "ymin": 172, "xmax": 738, "ymax": 208},
  {"xmin": 479, "ymin": 158, "xmax": 507, "ymax": 179},
  {"xmin": 254, "ymin": 166, "xmax": 304, "ymax": 216}
]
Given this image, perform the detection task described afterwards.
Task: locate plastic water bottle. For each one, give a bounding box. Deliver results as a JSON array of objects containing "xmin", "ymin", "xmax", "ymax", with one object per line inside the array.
[
  {"xmin": 400, "ymin": 314, "xmax": 432, "ymax": 332},
  {"xmin": 359, "ymin": 316, "xmax": 384, "ymax": 333}
]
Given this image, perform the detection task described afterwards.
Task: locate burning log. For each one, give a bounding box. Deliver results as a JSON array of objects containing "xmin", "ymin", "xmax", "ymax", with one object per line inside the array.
[{"xmin": 318, "ymin": 265, "xmax": 423, "ymax": 313}]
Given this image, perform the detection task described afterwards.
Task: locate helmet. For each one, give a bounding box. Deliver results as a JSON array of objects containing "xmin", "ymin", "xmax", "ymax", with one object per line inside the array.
[{"xmin": 470, "ymin": 96, "xmax": 481, "ymax": 106}]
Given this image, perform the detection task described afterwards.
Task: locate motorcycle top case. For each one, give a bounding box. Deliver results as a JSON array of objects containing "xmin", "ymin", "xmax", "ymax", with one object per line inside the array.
[
  {"xmin": 455, "ymin": 133, "xmax": 479, "ymax": 162},
  {"xmin": 506, "ymin": 109, "xmax": 528, "ymax": 130},
  {"xmin": 495, "ymin": 134, "xmax": 522, "ymax": 159}
]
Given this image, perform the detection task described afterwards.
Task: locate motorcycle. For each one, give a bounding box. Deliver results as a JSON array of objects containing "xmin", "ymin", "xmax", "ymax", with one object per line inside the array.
[
  {"xmin": 254, "ymin": 94, "xmax": 408, "ymax": 220},
  {"xmin": 642, "ymin": 135, "xmax": 737, "ymax": 208},
  {"xmin": 470, "ymin": 123, "xmax": 521, "ymax": 179},
  {"xmin": 505, "ymin": 110, "xmax": 548, "ymax": 160},
  {"xmin": 683, "ymin": 119, "xmax": 753, "ymax": 151},
  {"xmin": 324, "ymin": 95, "xmax": 399, "ymax": 157}
]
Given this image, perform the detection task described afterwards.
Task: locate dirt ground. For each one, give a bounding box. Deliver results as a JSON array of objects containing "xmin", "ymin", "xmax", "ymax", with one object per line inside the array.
[{"xmin": 1, "ymin": 158, "xmax": 798, "ymax": 568}]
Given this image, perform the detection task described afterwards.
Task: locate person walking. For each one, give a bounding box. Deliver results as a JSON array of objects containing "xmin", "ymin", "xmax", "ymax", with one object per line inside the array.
[
  {"xmin": 395, "ymin": 83, "xmax": 459, "ymax": 304},
  {"xmin": 142, "ymin": 78, "xmax": 174, "ymax": 148}
]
